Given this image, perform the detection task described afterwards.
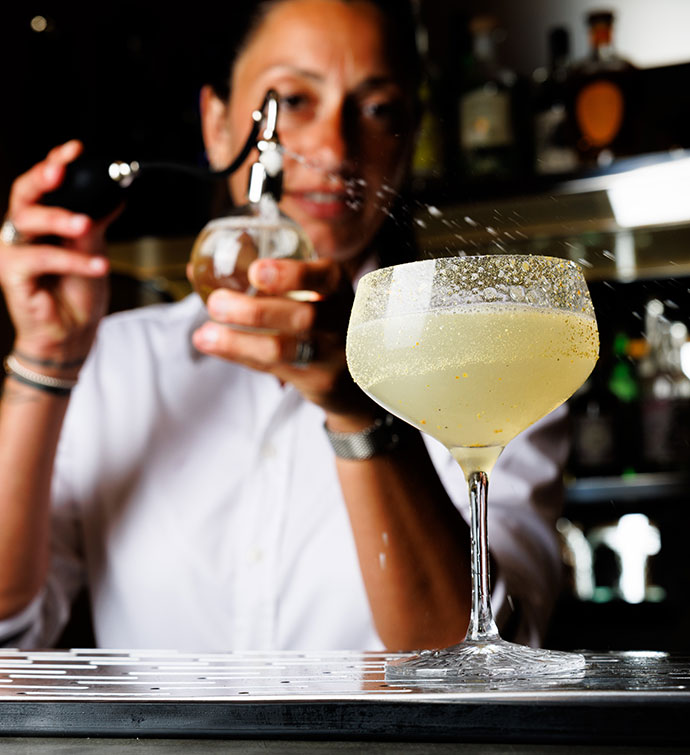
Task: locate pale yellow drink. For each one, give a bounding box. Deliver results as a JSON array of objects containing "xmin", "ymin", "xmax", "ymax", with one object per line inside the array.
[{"xmin": 347, "ymin": 303, "xmax": 598, "ymax": 473}]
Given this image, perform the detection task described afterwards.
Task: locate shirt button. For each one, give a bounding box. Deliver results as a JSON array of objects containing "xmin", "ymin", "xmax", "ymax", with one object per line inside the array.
[{"xmin": 249, "ymin": 547, "xmax": 264, "ymax": 563}]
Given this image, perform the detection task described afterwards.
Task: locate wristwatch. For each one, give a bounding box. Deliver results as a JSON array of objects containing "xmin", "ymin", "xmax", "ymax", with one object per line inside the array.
[{"xmin": 323, "ymin": 413, "xmax": 406, "ymax": 460}]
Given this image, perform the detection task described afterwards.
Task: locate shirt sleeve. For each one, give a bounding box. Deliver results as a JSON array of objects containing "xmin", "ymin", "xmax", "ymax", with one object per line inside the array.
[
  {"xmin": 0, "ymin": 554, "xmax": 83, "ymax": 649},
  {"xmin": 0, "ymin": 542, "xmax": 85, "ymax": 649},
  {"xmin": 425, "ymin": 403, "xmax": 569, "ymax": 647},
  {"xmin": 0, "ymin": 428, "xmax": 87, "ymax": 649}
]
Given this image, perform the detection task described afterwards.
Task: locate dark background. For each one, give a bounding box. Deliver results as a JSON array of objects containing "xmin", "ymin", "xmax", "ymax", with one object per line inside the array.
[
  {"xmin": 2, "ymin": 1, "xmax": 689, "ymax": 234},
  {"xmin": 0, "ymin": 1, "xmax": 227, "ymax": 239}
]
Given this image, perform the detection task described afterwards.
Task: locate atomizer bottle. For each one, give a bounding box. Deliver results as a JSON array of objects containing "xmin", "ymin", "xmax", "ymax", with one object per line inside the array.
[{"xmin": 190, "ymin": 96, "xmax": 315, "ymax": 302}]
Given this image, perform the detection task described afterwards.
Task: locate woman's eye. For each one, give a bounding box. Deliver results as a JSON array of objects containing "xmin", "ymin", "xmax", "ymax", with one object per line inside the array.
[
  {"xmin": 279, "ymin": 93, "xmax": 311, "ymax": 112},
  {"xmin": 362, "ymin": 101, "xmax": 406, "ymax": 125}
]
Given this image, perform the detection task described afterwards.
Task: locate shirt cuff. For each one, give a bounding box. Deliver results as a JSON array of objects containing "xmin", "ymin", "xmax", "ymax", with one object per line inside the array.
[{"xmin": 0, "ymin": 591, "xmax": 44, "ymax": 646}]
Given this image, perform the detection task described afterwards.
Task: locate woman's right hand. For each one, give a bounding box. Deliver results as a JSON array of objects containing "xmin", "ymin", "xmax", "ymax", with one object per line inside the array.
[{"xmin": 0, "ymin": 140, "xmax": 113, "ymax": 372}]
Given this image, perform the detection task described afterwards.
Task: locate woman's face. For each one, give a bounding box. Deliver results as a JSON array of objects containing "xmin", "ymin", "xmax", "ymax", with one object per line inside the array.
[{"xmin": 203, "ymin": 0, "xmax": 416, "ymax": 266}]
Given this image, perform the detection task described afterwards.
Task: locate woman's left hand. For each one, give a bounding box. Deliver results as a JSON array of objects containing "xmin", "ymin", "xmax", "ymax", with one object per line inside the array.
[{"xmin": 191, "ymin": 257, "xmax": 367, "ymax": 416}]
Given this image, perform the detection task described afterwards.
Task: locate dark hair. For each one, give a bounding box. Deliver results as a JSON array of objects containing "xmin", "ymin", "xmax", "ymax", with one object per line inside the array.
[{"xmin": 202, "ymin": 0, "xmax": 422, "ymax": 102}]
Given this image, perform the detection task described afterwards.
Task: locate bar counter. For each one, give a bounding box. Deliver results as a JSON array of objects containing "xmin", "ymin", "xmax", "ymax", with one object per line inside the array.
[{"xmin": 0, "ymin": 648, "xmax": 687, "ymax": 749}]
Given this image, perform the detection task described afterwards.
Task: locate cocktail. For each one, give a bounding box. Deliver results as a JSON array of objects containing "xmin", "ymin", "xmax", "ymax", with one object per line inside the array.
[{"xmin": 346, "ymin": 254, "xmax": 599, "ymax": 680}]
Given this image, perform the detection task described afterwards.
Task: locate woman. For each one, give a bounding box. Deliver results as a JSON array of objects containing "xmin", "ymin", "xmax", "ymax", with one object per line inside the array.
[{"xmin": 0, "ymin": 0, "xmax": 567, "ymax": 651}]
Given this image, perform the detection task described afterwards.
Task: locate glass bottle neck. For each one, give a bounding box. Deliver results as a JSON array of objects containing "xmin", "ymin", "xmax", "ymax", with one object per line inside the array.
[
  {"xmin": 474, "ymin": 30, "xmax": 496, "ymax": 64},
  {"xmin": 589, "ymin": 22, "xmax": 615, "ymax": 61}
]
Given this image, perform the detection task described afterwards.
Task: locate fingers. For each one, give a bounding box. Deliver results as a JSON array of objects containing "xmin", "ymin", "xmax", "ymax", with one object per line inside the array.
[
  {"xmin": 248, "ymin": 257, "xmax": 342, "ymax": 298},
  {"xmin": 10, "ymin": 140, "xmax": 83, "ymax": 214},
  {"xmin": 11, "ymin": 205, "xmax": 92, "ymax": 241},
  {"xmin": 7, "ymin": 141, "xmax": 95, "ymax": 248},
  {"xmin": 0, "ymin": 244, "xmax": 109, "ymax": 284},
  {"xmin": 200, "ymin": 289, "xmax": 317, "ymax": 369},
  {"xmin": 196, "ymin": 258, "xmax": 353, "ymax": 384},
  {"xmin": 206, "ymin": 289, "xmax": 315, "ymax": 335},
  {"xmin": 192, "ymin": 320, "xmax": 309, "ymax": 370}
]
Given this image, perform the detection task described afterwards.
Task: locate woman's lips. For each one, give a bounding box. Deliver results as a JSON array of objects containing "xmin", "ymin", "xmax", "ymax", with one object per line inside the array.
[{"xmin": 285, "ymin": 189, "xmax": 362, "ymax": 220}]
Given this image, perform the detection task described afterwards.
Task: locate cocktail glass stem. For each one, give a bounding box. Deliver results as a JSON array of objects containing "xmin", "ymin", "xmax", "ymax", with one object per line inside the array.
[{"xmin": 466, "ymin": 470, "xmax": 500, "ymax": 642}]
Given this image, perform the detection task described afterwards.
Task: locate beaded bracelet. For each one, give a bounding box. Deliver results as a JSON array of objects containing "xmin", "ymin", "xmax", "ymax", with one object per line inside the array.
[{"xmin": 3, "ymin": 354, "xmax": 77, "ymax": 397}]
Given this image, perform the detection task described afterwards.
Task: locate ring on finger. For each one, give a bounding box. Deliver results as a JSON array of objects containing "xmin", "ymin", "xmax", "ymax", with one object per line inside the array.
[
  {"xmin": 0, "ymin": 218, "xmax": 25, "ymax": 246},
  {"xmin": 292, "ymin": 338, "xmax": 316, "ymax": 368}
]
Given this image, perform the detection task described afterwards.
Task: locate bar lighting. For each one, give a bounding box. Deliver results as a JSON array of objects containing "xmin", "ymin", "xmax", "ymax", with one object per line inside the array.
[
  {"xmin": 681, "ymin": 341, "xmax": 690, "ymax": 381},
  {"xmin": 607, "ymin": 155, "xmax": 690, "ymax": 228},
  {"xmin": 559, "ymin": 514, "xmax": 665, "ymax": 604},
  {"xmin": 30, "ymin": 15, "xmax": 48, "ymax": 32}
]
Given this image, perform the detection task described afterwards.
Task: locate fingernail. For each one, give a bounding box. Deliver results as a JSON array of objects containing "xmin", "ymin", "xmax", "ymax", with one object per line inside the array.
[
  {"xmin": 195, "ymin": 323, "xmax": 220, "ymax": 345},
  {"xmin": 208, "ymin": 291, "xmax": 234, "ymax": 318},
  {"xmin": 89, "ymin": 257, "xmax": 108, "ymax": 272},
  {"xmin": 61, "ymin": 140, "xmax": 82, "ymax": 157},
  {"xmin": 70, "ymin": 214, "xmax": 89, "ymax": 232},
  {"xmin": 250, "ymin": 260, "xmax": 277, "ymax": 288},
  {"xmin": 44, "ymin": 164, "xmax": 60, "ymax": 183}
]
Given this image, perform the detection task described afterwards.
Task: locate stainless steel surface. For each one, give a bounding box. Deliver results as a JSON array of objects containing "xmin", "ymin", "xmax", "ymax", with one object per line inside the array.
[
  {"xmin": 0, "ymin": 649, "xmax": 687, "ymax": 743},
  {"xmin": 0, "ymin": 648, "xmax": 687, "ymax": 700},
  {"xmin": 0, "ymin": 740, "xmax": 687, "ymax": 754}
]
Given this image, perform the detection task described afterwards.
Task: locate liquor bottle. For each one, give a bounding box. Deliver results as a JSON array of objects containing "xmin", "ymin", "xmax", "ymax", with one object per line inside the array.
[
  {"xmin": 665, "ymin": 321, "xmax": 690, "ymax": 467},
  {"xmin": 568, "ymin": 370, "xmax": 618, "ymax": 478},
  {"xmin": 412, "ymin": 80, "xmax": 445, "ymax": 192},
  {"xmin": 606, "ymin": 333, "xmax": 641, "ymax": 475},
  {"xmin": 532, "ymin": 27, "xmax": 578, "ymax": 176},
  {"xmin": 566, "ymin": 10, "xmax": 637, "ymax": 167},
  {"xmin": 410, "ymin": 7, "xmax": 445, "ymax": 193},
  {"xmin": 457, "ymin": 15, "xmax": 530, "ymax": 183},
  {"xmin": 569, "ymin": 332, "xmax": 642, "ymax": 478},
  {"xmin": 638, "ymin": 300, "xmax": 672, "ymax": 471},
  {"xmin": 637, "ymin": 301, "xmax": 690, "ymax": 471}
]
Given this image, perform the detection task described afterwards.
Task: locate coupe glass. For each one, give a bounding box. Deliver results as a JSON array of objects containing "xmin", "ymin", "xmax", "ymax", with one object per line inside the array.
[{"xmin": 346, "ymin": 254, "xmax": 599, "ymax": 681}]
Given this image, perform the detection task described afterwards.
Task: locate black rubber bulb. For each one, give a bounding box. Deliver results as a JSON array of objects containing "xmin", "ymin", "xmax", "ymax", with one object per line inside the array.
[{"xmin": 40, "ymin": 156, "xmax": 130, "ymax": 219}]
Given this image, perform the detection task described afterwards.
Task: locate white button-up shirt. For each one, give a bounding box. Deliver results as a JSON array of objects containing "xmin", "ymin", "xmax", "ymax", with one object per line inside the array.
[{"xmin": 0, "ymin": 294, "xmax": 568, "ymax": 651}]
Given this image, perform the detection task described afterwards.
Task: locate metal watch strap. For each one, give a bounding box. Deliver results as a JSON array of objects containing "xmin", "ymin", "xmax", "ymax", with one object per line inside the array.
[{"xmin": 323, "ymin": 413, "xmax": 404, "ymax": 460}]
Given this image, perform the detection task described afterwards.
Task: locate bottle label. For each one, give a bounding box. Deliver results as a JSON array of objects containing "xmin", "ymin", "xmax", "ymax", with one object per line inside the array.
[
  {"xmin": 412, "ymin": 109, "xmax": 443, "ymax": 178},
  {"xmin": 641, "ymin": 397, "xmax": 690, "ymax": 469},
  {"xmin": 535, "ymin": 106, "xmax": 578, "ymax": 174},
  {"xmin": 571, "ymin": 413, "xmax": 617, "ymax": 470},
  {"xmin": 460, "ymin": 87, "xmax": 513, "ymax": 149},
  {"xmin": 576, "ymin": 79, "xmax": 624, "ymax": 148}
]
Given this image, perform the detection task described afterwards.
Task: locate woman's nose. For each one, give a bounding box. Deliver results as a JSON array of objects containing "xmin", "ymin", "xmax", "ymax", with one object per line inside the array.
[{"xmin": 305, "ymin": 106, "xmax": 352, "ymax": 174}]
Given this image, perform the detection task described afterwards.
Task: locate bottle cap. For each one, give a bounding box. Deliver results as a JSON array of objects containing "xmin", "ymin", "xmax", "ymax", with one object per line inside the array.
[
  {"xmin": 587, "ymin": 10, "xmax": 614, "ymax": 26},
  {"xmin": 470, "ymin": 15, "xmax": 498, "ymax": 34}
]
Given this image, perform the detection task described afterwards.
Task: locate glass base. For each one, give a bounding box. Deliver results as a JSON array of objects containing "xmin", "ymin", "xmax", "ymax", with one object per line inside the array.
[{"xmin": 386, "ymin": 637, "xmax": 586, "ymax": 683}]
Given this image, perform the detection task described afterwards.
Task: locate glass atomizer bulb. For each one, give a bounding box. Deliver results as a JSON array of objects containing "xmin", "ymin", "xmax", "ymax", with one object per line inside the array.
[{"xmin": 190, "ymin": 195, "xmax": 315, "ymax": 301}]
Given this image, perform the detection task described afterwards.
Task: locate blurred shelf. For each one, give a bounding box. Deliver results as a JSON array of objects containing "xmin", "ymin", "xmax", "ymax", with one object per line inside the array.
[
  {"xmin": 565, "ymin": 472, "xmax": 690, "ymax": 505},
  {"xmin": 107, "ymin": 235, "xmax": 193, "ymax": 309},
  {"xmin": 414, "ymin": 150, "xmax": 690, "ymax": 283}
]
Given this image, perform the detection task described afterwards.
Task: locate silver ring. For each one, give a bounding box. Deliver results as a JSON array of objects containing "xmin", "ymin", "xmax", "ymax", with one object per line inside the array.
[
  {"xmin": 292, "ymin": 338, "xmax": 315, "ymax": 368},
  {"xmin": 0, "ymin": 219, "xmax": 24, "ymax": 246}
]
